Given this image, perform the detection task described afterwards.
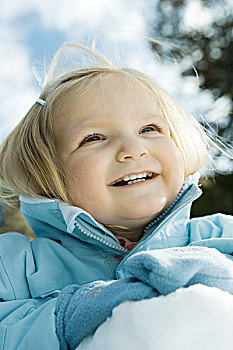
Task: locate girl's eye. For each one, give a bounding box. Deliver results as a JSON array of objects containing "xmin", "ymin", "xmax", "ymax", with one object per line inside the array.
[
  {"xmin": 79, "ymin": 133, "xmax": 105, "ymax": 146},
  {"xmin": 140, "ymin": 124, "xmax": 161, "ymax": 134}
]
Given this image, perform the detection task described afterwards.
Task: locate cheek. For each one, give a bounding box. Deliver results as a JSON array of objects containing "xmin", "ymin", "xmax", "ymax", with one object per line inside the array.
[
  {"xmin": 170, "ymin": 146, "xmax": 184, "ymax": 173},
  {"xmin": 69, "ymin": 157, "xmax": 94, "ymax": 187},
  {"xmin": 167, "ymin": 147, "xmax": 185, "ymax": 190},
  {"xmin": 66, "ymin": 154, "xmax": 105, "ymax": 199},
  {"xmin": 157, "ymin": 141, "xmax": 184, "ymax": 185}
]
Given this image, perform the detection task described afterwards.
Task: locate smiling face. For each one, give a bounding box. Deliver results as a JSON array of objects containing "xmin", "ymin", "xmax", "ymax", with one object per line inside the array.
[{"xmin": 54, "ymin": 74, "xmax": 184, "ymax": 230}]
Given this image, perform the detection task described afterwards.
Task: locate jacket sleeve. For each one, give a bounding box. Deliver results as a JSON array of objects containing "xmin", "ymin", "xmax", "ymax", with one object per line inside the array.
[
  {"xmin": 0, "ymin": 232, "xmax": 60, "ymax": 349},
  {"xmin": 188, "ymin": 213, "xmax": 233, "ymax": 254},
  {"xmin": 0, "ymin": 297, "xmax": 59, "ymax": 349}
]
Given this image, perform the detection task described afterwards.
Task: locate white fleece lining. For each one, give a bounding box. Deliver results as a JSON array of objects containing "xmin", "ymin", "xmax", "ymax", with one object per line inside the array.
[
  {"xmin": 19, "ymin": 195, "xmax": 113, "ymax": 235},
  {"xmin": 58, "ymin": 201, "xmax": 112, "ymax": 235}
]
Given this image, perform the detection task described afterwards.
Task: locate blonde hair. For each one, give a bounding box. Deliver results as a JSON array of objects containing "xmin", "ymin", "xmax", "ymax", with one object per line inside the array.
[{"xmin": 0, "ymin": 44, "xmax": 212, "ymax": 206}]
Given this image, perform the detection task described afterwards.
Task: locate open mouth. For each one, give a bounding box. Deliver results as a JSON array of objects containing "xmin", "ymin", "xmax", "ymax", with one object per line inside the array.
[{"xmin": 111, "ymin": 171, "xmax": 157, "ymax": 187}]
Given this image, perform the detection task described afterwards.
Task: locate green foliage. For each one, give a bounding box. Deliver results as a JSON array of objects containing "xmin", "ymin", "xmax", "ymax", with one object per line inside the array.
[
  {"xmin": 192, "ymin": 174, "xmax": 233, "ymax": 216},
  {"xmin": 152, "ymin": 0, "xmax": 233, "ymax": 146}
]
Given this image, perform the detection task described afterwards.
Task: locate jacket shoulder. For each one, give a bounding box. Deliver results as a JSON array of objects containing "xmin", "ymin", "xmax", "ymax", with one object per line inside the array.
[
  {"xmin": 189, "ymin": 213, "xmax": 233, "ymax": 253},
  {"xmin": 189, "ymin": 213, "xmax": 233, "ymax": 239}
]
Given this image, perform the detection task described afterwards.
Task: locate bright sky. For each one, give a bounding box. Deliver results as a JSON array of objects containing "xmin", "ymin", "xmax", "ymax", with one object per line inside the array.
[{"xmin": 0, "ymin": 0, "xmax": 231, "ymax": 171}]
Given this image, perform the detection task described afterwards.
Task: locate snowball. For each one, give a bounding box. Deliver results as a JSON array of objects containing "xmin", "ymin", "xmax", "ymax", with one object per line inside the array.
[{"xmin": 77, "ymin": 284, "xmax": 233, "ymax": 350}]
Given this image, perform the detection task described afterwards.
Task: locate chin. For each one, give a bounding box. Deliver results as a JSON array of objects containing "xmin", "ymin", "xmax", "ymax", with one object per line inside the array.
[
  {"xmin": 119, "ymin": 206, "xmax": 166, "ymax": 226},
  {"xmin": 128, "ymin": 197, "xmax": 167, "ymax": 218}
]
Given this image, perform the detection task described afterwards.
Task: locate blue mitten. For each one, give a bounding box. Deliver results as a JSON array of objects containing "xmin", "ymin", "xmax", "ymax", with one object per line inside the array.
[
  {"xmin": 124, "ymin": 246, "xmax": 233, "ymax": 295},
  {"xmin": 55, "ymin": 277, "xmax": 157, "ymax": 350}
]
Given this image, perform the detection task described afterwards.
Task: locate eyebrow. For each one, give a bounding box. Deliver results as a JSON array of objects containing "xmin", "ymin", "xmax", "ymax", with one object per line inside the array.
[
  {"xmin": 73, "ymin": 119, "xmax": 111, "ymax": 131},
  {"xmin": 76, "ymin": 113, "xmax": 162, "ymax": 129},
  {"xmin": 64, "ymin": 120, "xmax": 108, "ymax": 148},
  {"xmin": 66, "ymin": 119, "xmax": 111, "ymax": 141},
  {"xmin": 66, "ymin": 113, "xmax": 164, "ymax": 141}
]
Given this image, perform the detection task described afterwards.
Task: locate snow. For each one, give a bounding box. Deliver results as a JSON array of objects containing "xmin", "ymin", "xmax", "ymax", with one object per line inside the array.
[{"xmin": 77, "ymin": 284, "xmax": 233, "ymax": 350}]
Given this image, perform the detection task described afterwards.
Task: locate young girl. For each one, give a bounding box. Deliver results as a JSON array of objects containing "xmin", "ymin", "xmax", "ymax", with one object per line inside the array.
[{"xmin": 0, "ymin": 44, "xmax": 232, "ymax": 350}]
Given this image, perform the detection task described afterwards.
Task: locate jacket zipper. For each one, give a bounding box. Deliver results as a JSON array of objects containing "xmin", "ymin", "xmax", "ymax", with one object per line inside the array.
[
  {"xmin": 116, "ymin": 186, "xmax": 202, "ymax": 275},
  {"xmin": 75, "ymin": 219, "xmax": 128, "ymax": 253},
  {"xmin": 143, "ymin": 182, "xmax": 189, "ymax": 232}
]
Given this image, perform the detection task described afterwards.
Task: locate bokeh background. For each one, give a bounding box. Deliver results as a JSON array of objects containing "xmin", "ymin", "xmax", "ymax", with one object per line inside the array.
[{"xmin": 0, "ymin": 0, "xmax": 232, "ymax": 236}]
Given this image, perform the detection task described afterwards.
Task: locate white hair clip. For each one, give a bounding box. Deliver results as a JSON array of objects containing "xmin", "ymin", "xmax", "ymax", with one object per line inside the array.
[{"xmin": 36, "ymin": 98, "xmax": 46, "ymax": 106}]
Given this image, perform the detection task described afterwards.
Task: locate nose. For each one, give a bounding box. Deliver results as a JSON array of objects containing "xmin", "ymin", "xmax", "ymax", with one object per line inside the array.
[{"xmin": 116, "ymin": 138, "xmax": 148, "ymax": 162}]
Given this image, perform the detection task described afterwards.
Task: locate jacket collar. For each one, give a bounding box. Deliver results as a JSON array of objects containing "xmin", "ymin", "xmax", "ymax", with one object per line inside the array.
[{"xmin": 19, "ymin": 173, "xmax": 201, "ymax": 245}]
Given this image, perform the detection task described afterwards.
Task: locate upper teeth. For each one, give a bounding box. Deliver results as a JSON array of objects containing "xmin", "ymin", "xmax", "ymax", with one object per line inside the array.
[{"xmin": 123, "ymin": 172, "xmax": 152, "ymax": 181}]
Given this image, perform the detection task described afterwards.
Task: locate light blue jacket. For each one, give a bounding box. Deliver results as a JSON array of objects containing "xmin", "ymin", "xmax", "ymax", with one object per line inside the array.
[{"xmin": 0, "ymin": 177, "xmax": 233, "ymax": 349}]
